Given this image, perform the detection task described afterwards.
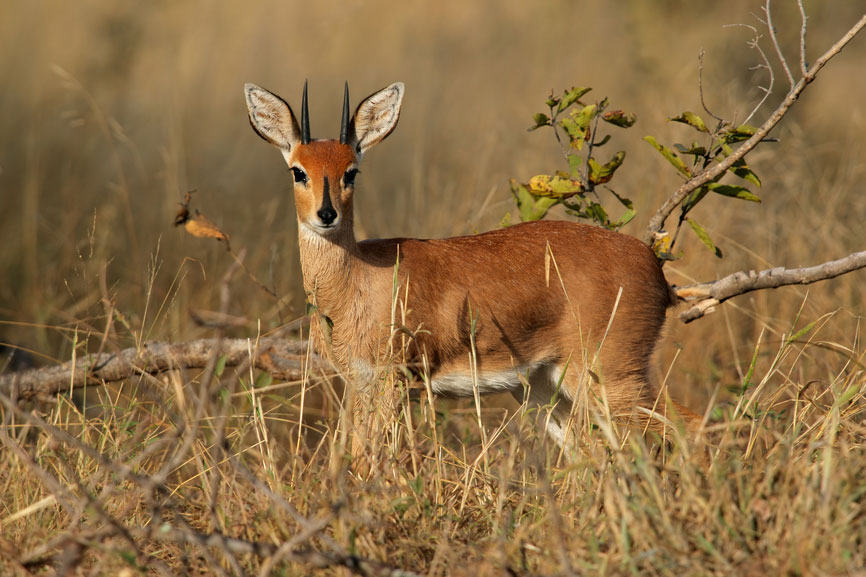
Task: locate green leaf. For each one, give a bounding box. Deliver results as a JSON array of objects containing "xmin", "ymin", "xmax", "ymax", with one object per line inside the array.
[
  {"xmin": 707, "ymin": 183, "xmax": 761, "ymax": 202},
  {"xmin": 615, "ymin": 208, "xmax": 636, "ymax": 227},
  {"xmin": 510, "ymin": 179, "xmax": 559, "ymax": 222},
  {"xmin": 561, "ymin": 104, "xmax": 598, "ymax": 150},
  {"xmin": 674, "ymin": 142, "xmax": 708, "ymax": 157},
  {"xmin": 529, "ymin": 113, "xmax": 550, "ymax": 131},
  {"xmin": 608, "ymin": 188, "xmax": 634, "ymax": 210},
  {"xmin": 729, "ymin": 158, "xmax": 762, "ymax": 187},
  {"xmin": 715, "ymin": 139, "xmax": 734, "ymax": 157},
  {"xmin": 594, "ymin": 134, "xmax": 612, "ymax": 147},
  {"xmin": 585, "ymin": 202, "xmax": 609, "ymax": 224},
  {"xmin": 215, "ymin": 354, "xmax": 227, "ymax": 377},
  {"xmin": 560, "ymin": 117, "xmax": 586, "ymax": 149},
  {"xmin": 722, "ymin": 124, "xmax": 757, "ymax": 143},
  {"xmin": 557, "ymin": 86, "xmax": 592, "ymax": 112},
  {"xmin": 670, "ymin": 111, "xmax": 709, "ymax": 133},
  {"xmin": 644, "ymin": 135, "xmax": 691, "ymax": 178},
  {"xmin": 786, "ymin": 319, "xmax": 817, "ymax": 345},
  {"xmin": 682, "ymin": 185, "xmax": 710, "ymax": 213},
  {"xmin": 740, "ymin": 338, "xmax": 761, "ymax": 394},
  {"xmin": 602, "ymin": 109, "xmax": 637, "ymax": 128},
  {"xmin": 686, "ymin": 218, "xmax": 723, "ymax": 258},
  {"xmin": 587, "ymin": 150, "xmax": 626, "ymax": 185},
  {"xmin": 573, "ymin": 104, "xmax": 598, "ymax": 128},
  {"xmin": 408, "ymin": 474, "xmax": 424, "ymax": 495},
  {"xmin": 567, "ymin": 154, "xmax": 582, "ymax": 178},
  {"xmin": 254, "ymin": 372, "xmax": 273, "ymax": 389}
]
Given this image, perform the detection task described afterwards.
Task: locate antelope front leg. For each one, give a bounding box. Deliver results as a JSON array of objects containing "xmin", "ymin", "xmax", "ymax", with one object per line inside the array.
[{"xmin": 349, "ymin": 376, "xmax": 401, "ymax": 465}]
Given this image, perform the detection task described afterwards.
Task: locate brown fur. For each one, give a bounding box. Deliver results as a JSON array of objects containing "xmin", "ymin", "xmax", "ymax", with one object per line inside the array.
[{"xmin": 245, "ymin": 82, "xmax": 702, "ymax": 455}]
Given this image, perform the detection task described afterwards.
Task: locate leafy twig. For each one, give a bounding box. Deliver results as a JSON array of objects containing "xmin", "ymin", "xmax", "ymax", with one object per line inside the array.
[{"xmin": 643, "ymin": 11, "xmax": 866, "ymax": 245}]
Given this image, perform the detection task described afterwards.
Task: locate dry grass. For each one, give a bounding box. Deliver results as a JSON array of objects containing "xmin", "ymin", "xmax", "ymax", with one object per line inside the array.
[
  {"xmin": 1, "ymin": 319, "xmax": 864, "ymax": 575},
  {"xmin": 2, "ymin": 1, "xmax": 866, "ymax": 575}
]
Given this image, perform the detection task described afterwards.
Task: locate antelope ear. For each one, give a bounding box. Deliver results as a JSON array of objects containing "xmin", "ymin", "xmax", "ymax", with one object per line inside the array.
[
  {"xmin": 349, "ymin": 82, "xmax": 404, "ymax": 156},
  {"xmin": 244, "ymin": 83, "xmax": 301, "ymax": 150}
]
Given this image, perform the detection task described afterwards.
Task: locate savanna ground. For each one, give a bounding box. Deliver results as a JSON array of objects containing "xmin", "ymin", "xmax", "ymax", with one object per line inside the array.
[{"xmin": 1, "ymin": 1, "xmax": 866, "ymax": 575}]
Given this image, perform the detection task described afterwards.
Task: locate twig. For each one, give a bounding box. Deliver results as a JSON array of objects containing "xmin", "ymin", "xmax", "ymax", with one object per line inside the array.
[
  {"xmin": 698, "ymin": 49, "xmax": 725, "ymax": 124},
  {"xmin": 798, "ymin": 0, "xmax": 809, "ymax": 76},
  {"xmin": 675, "ymin": 249, "xmax": 866, "ymax": 323},
  {"xmin": 765, "ymin": 0, "xmax": 795, "ymax": 90},
  {"xmin": 643, "ymin": 12, "xmax": 866, "ymax": 245},
  {"xmin": 722, "ymin": 22, "xmax": 774, "ymax": 126}
]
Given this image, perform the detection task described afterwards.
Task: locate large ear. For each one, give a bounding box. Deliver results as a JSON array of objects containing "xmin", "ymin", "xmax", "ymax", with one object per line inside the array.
[
  {"xmin": 244, "ymin": 83, "xmax": 301, "ymax": 150},
  {"xmin": 349, "ymin": 82, "xmax": 404, "ymax": 156}
]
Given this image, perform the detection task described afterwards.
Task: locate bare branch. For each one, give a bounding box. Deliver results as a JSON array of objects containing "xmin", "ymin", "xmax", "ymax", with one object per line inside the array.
[
  {"xmin": 723, "ymin": 23, "xmax": 774, "ymax": 125},
  {"xmin": 0, "ymin": 337, "xmax": 330, "ymax": 402},
  {"xmin": 643, "ymin": 12, "xmax": 866, "ymax": 246},
  {"xmin": 675, "ymin": 249, "xmax": 866, "ymax": 323},
  {"xmin": 765, "ymin": 0, "xmax": 795, "ymax": 89},
  {"xmin": 798, "ymin": 0, "xmax": 809, "ymax": 76},
  {"xmin": 698, "ymin": 49, "xmax": 725, "ymax": 123}
]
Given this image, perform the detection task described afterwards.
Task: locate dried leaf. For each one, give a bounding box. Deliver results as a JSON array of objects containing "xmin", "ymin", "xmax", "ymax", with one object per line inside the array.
[
  {"xmin": 184, "ymin": 213, "xmax": 230, "ymax": 243},
  {"xmin": 601, "ymin": 109, "xmax": 637, "ymax": 128},
  {"xmin": 528, "ymin": 174, "xmax": 585, "ymax": 197}
]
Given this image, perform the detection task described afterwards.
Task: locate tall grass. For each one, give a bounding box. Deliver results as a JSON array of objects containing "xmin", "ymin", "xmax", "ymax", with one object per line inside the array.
[
  {"xmin": 1, "ymin": 313, "xmax": 864, "ymax": 575},
  {"xmin": 1, "ymin": 1, "xmax": 865, "ymax": 574}
]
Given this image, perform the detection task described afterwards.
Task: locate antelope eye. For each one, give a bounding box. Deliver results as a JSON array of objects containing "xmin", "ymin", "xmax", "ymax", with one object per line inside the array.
[
  {"xmin": 291, "ymin": 167, "xmax": 308, "ymax": 185},
  {"xmin": 343, "ymin": 168, "xmax": 359, "ymax": 187}
]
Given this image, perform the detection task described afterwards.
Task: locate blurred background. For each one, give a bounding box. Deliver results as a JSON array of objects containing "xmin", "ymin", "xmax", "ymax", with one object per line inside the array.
[{"xmin": 1, "ymin": 0, "xmax": 864, "ymax": 411}]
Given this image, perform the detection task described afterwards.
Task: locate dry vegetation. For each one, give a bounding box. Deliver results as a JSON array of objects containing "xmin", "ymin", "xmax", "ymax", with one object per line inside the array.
[{"xmin": 2, "ymin": 1, "xmax": 866, "ymax": 575}]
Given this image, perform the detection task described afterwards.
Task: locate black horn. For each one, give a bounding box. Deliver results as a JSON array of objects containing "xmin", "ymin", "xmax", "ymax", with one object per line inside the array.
[
  {"xmin": 340, "ymin": 82, "xmax": 350, "ymax": 145},
  {"xmin": 301, "ymin": 80, "xmax": 311, "ymax": 144}
]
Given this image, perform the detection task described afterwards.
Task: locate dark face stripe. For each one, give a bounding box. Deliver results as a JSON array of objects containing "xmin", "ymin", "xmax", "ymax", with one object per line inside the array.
[{"xmin": 320, "ymin": 175, "xmax": 333, "ymax": 212}]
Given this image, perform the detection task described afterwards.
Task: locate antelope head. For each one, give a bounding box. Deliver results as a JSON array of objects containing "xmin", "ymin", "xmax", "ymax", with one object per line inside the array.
[{"xmin": 244, "ymin": 81, "xmax": 404, "ymax": 237}]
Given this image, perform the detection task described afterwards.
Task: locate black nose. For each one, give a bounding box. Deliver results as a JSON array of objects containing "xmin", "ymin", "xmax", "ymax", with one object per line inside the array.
[{"xmin": 317, "ymin": 207, "xmax": 337, "ymax": 225}]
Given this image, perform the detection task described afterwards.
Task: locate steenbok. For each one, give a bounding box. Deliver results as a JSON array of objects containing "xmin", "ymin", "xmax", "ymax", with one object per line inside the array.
[{"xmin": 244, "ymin": 81, "xmax": 701, "ymax": 454}]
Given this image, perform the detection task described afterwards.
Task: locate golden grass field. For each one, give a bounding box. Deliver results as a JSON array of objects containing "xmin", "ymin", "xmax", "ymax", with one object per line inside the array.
[{"xmin": 1, "ymin": 1, "xmax": 866, "ymax": 575}]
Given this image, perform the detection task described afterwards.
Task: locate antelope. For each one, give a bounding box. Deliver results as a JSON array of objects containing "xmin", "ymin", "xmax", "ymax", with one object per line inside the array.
[{"xmin": 244, "ymin": 81, "xmax": 702, "ymax": 454}]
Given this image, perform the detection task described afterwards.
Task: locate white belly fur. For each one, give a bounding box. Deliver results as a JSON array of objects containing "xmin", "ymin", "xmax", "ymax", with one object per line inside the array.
[{"xmin": 430, "ymin": 362, "xmax": 564, "ymax": 399}]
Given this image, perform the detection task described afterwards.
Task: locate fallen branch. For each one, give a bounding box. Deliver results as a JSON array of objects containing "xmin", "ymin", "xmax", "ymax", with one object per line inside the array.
[
  {"xmin": 643, "ymin": 11, "xmax": 866, "ymax": 245},
  {"xmin": 18, "ymin": 524, "xmax": 423, "ymax": 577},
  {"xmin": 0, "ymin": 337, "xmax": 331, "ymax": 402},
  {"xmin": 675, "ymin": 249, "xmax": 866, "ymax": 322}
]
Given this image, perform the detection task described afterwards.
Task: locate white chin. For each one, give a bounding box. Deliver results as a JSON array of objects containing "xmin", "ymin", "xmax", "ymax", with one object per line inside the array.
[{"xmin": 301, "ymin": 221, "xmax": 339, "ymax": 236}]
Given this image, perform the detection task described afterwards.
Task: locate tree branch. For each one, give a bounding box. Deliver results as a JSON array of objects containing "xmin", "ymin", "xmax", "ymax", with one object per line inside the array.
[
  {"xmin": 0, "ymin": 337, "xmax": 330, "ymax": 402},
  {"xmin": 643, "ymin": 12, "xmax": 866, "ymax": 245},
  {"xmin": 675, "ymin": 249, "xmax": 866, "ymax": 323}
]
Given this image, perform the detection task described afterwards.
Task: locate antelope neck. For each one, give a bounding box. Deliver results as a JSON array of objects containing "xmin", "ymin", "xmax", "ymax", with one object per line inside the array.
[{"xmin": 297, "ymin": 221, "xmax": 363, "ymax": 316}]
